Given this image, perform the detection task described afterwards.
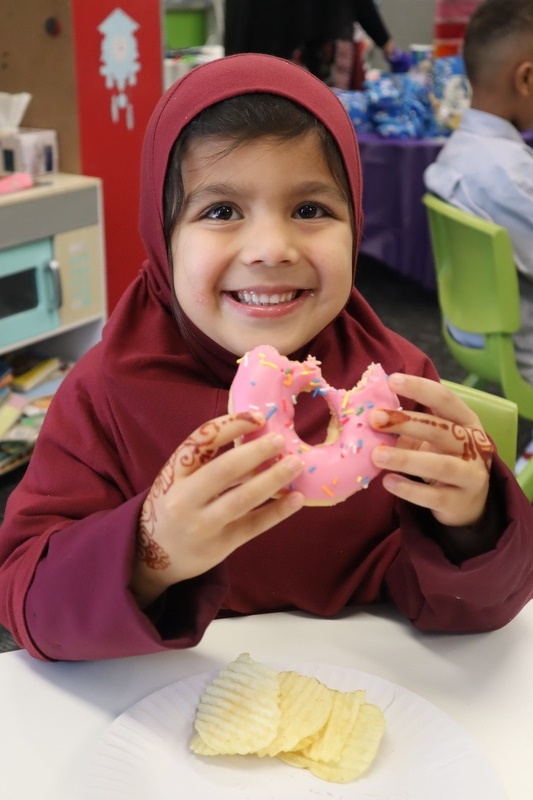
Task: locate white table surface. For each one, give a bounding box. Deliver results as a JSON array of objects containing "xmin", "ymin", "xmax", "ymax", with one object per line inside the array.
[{"xmin": 0, "ymin": 603, "xmax": 532, "ymax": 799}]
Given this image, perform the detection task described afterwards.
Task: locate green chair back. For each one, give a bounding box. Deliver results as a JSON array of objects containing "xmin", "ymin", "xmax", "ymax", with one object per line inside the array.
[
  {"xmin": 441, "ymin": 380, "xmax": 518, "ymax": 471},
  {"xmin": 423, "ymin": 193, "xmax": 533, "ymax": 418},
  {"xmin": 423, "ymin": 194, "xmax": 533, "ymax": 499},
  {"xmin": 424, "ymin": 196, "xmax": 521, "ymax": 335}
]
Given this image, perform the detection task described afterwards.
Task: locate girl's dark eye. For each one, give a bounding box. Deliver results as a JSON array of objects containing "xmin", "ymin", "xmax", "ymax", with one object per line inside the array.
[
  {"xmin": 206, "ymin": 205, "xmax": 235, "ymax": 221},
  {"xmin": 296, "ymin": 204, "xmax": 326, "ymax": 219}
]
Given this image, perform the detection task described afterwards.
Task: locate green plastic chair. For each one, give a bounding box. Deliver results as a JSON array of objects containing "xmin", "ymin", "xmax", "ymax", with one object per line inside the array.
[
  {"xmin": 423, "ymin": 193, "xmax": 533, "ymax": 499},
  {"xmin": 441, "ymin": 380, "xmax": 517, "ymax": 471}
]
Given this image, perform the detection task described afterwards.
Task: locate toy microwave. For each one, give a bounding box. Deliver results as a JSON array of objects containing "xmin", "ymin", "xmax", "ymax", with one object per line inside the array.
[{"xmin": 0, "ymin": 173, "xmax": 106, "ymax": 351}]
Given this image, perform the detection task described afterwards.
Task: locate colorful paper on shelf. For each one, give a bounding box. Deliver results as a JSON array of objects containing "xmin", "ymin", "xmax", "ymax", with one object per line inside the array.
[{"xmin": 0, "ymin": 393, "xmax": 27, "ymax": 438}]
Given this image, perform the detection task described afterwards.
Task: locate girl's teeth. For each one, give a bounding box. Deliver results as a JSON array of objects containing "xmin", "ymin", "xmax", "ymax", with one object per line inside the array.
[{"xmin": 237, "ymin": 291, "xmax": 297, "ymax": 305}]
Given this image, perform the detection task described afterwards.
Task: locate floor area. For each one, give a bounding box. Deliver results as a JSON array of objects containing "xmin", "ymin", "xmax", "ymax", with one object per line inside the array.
[{"xmin": 0, "ymin": 255, "xmax": 531, "ymax": 654}]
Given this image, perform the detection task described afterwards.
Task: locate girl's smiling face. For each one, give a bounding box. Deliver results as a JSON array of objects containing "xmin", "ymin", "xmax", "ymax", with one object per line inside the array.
[{"xmin": 170, "ymin": 131, "xmax": 353, "ymax": 356}]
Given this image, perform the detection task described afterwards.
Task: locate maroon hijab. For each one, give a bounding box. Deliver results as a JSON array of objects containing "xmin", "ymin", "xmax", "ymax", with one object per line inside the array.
[
  {"xmin": 101, "ymin": 53, "xmax": 399, "ymax": 397},
  {"xmin": 138, "ymin": 53, "xmax": 363, "ymax": 305}
]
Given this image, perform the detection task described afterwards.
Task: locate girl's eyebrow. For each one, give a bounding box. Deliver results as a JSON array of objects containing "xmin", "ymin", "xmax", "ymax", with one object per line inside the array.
[
  {"xmin": 184, "ymin": 180, "xmax": 346, "ymax": 207},
  {"xmin": 295, "ymin": 181, "xmax": 346, "ymax": 202},
  {"xmin": 184, "ymin": 182, "xmax": 240, "ymax": 208}
]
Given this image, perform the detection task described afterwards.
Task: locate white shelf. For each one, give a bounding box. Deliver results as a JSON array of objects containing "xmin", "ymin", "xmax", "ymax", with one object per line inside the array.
[{"xmin": 0, "ymin": 315, "xmax": 104, "ymax": 359}]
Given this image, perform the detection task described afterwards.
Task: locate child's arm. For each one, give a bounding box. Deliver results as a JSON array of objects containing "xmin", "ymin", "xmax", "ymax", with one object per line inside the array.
[
  {"xmin": 129, "ymin": 412, "xmax": 304, "ymax": 609},
  {"xmin": 369, "ymin": 373, "xmax": 495, "ymax": 561}
]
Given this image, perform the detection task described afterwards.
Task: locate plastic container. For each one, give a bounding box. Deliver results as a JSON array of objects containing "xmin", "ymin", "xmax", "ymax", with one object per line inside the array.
[{"xmin": 164, "ymin": 7, "xmax": 207, "ymax": 49}]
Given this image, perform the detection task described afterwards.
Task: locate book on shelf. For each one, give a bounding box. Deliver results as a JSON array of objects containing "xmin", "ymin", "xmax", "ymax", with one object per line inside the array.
[
  {"xmin": 6, "ymin": 352, "xmax": 61, "ymax": 393},
  {"xmin": 0, "ymin": 352, "xmax": 74, "ymax": 475},
  {"xmin": 18, "ymin": 363, "xmax": 72, "ymax": 401},
  {"xmin": 0, "ymin": 393, "xmax": 53, "ymax": 475}
]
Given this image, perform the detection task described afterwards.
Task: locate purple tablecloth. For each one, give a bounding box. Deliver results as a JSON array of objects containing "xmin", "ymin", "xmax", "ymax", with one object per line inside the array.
[
  {"xmin": 357, "ymin": 130, "xmax": 533, "ymax": 292},
  {"xmin": 357, "ymin": 132, "xmax": 444, "ymax": 291}
]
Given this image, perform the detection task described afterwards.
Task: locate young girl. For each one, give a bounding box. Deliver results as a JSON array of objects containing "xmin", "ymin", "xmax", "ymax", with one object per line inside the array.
[{"xmin": 1, "ymin": 54, "xmax": 532, "ymax": 661}]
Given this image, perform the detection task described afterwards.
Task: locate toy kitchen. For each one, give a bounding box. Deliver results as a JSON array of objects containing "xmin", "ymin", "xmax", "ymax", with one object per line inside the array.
[{"xmin": 0, "ymin": 172, "xmax": 107, "ymax": 361}]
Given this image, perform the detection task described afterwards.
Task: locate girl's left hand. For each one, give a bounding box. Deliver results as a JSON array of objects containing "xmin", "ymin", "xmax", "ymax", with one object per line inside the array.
[{"xmin": 369, "ymin": 373, "xmax": 494, "ymax": 528}]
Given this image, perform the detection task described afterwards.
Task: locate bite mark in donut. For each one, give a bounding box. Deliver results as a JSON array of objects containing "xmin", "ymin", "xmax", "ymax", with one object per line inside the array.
[{"xmin": 228, "ymin": 345, "xmax": 401, "ymax": 506}]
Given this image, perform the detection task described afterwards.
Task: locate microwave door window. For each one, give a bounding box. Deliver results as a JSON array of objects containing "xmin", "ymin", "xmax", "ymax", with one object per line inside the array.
[{"xmin": 0, "ymin": 268, "xmax": 39, "ymax": 319}]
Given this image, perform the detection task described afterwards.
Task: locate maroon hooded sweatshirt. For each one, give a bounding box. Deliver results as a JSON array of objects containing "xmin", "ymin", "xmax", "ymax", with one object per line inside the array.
[{"xmin": 1, "ymin": 55, "xmax": 532, "ymax": 661}]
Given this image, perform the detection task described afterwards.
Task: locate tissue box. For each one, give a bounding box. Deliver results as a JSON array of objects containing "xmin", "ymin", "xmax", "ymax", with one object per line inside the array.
[{"xmin": 0, "ymin": 128, "xmax": 58, "ymax": 176}]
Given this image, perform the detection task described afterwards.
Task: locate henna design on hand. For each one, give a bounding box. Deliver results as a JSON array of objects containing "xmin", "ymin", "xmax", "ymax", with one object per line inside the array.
[
  {"xmin": 375, "ymin": 409, "xmax": 450, "ymax": 431},
  {"xmin": 374, "ymin": 409, "xmax": 493, "ymax": 472},
  {"xmin": 373, "ymin": 409, "xmax": 411, "ymax": 429},
  {"xmin": 452, "ymin": 424, "xmax": 494, "ymax": 471},
  {"xmin": 136, "ymin": 413, "xmax": 261, "ymax": 570},
  {"xmin": 137, "ymin": 496, "xmax": 171, "ymax": 570},
  {"xmin": 177, "ymin": 413, "xmax": 262, "ymax": 469},
  {"xmin": 178, "ymin": 420, "xmax": 220, "ymax": 469}
]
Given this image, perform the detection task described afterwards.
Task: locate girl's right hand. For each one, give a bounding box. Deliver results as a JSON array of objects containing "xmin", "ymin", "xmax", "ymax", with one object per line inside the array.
[{"xmin": 129, "ymin": 412, "xmax": 304, "ymax": 608}]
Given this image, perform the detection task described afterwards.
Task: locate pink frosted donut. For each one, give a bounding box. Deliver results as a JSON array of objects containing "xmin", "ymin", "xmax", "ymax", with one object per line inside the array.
[{"xmin": 229, "ymin": 345, "xmax": 401, "ymax": 506}]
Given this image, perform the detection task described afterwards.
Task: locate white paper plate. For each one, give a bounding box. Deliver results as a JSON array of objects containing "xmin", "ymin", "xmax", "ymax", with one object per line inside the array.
[{"xmin": 81, "ymin": 661, "xmax": 506, "ymax": 799}]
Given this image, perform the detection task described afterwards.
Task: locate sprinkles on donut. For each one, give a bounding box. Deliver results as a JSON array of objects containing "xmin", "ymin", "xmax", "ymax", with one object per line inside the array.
[{"xmin": 229, "ymin": 345, "xmax": 401, "ymax": 506}]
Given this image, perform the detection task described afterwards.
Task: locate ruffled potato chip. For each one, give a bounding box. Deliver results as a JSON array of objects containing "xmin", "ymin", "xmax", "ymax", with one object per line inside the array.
[
  {"xmin": 258, "ymin": 670, "xmax": 334, "ymax": 756},
  {"xmin": 193, "ymin": 653, "xmax": 280, "ymax": 755},
  {"xmin": 189, "ymin": 732, "xmax": 219, "ymax": 756},
  {"xmin": 300, "ymin": 688, "xmax": 365, "ymax": 764},
  {"xmin": 279, "ymin": 701, "xmax": 385, "ymax": 783},
  {"xmin": 190, "ymin": 654, "xmax": 385, "ymax": 784}
]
